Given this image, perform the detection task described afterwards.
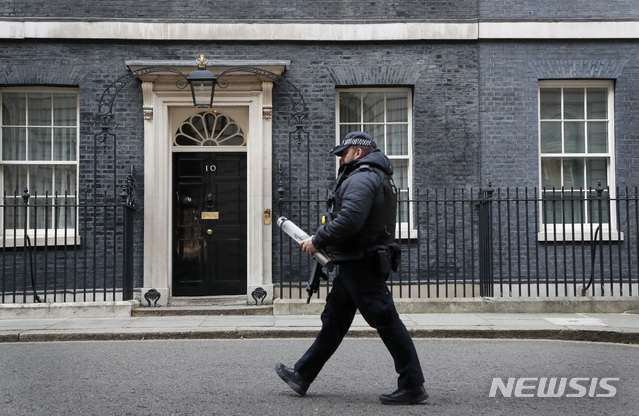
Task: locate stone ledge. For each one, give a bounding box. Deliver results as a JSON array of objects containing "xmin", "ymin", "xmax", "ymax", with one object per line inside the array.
[
  {"xmin": 0, "ymin": 331, "xmax": 19, "ymax": 342},
  {"xmin": 0, "ymin": 300, "xmax": 139, "ymax": 320},
  {"xmin": 132, "ymin": 305, "xmax": 273, "ymax": 317},
  {"xmin": 273, "ymin": 297, "xmax": 639, "ymax": 315},
  {"xmin": 7, "ymin": 327, "xmax": 639, "ymax": 344}
]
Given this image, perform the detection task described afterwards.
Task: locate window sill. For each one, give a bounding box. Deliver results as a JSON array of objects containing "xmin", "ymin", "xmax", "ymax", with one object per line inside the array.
[
  {"xmin": 1, "ymin": 234, "xmax": 82, "ymax": 248},
  {"xmin": 396, "ymin": 226, "xmax": 418, "ymax": 240},
  {"xmin": 537, "ymin": 229, "xmax": 623, "ymax": 242}
]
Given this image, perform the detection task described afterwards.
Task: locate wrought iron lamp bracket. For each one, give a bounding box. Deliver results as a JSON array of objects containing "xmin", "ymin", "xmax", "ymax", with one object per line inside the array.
[
  {"xmin": 94, "ymin": 66, "xmax": 189, "ymax": 143},
  {"xmin": 216, "ymin": 66, "xmax": 311, "ymax": 142}
]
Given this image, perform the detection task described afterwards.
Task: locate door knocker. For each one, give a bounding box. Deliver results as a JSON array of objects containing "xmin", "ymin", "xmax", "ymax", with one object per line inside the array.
[{"xmin": 205, "ymin": 192, "xmax": 215, "ymax": 210}]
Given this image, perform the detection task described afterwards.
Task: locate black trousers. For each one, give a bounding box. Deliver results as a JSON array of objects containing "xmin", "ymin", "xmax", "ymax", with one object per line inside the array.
[{"xmin": 294, "ymin": 258, "xmax": 425, "ymax": 390}]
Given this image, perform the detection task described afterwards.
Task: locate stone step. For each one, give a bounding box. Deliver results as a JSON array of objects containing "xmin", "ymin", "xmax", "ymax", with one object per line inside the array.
[
  {"xmin": 167, "ymin": 295, "xmax": 248, "ymax": 307},
  {"xmin": 132, "ymin": 304, "xmax": 273, "ymax": 317},
  {"xmin": 133, "ymin": 295, "xmax": 273, "ymax": 316}
]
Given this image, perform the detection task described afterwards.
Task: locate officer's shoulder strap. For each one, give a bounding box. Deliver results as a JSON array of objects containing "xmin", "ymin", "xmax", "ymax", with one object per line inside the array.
[
  {"xmin": 358, "ymin": 165, "xmax": 396, "ymax": 197},
  {"xmin": 351, "ymin": 164, "xmax": 384, "ymax": 186},
  {"xmin": 354, "ymin": 163, "xmax": 374, "ymax": 172},
  {"xmin": 372, "ymin": 167, "xmax": 397, "ymax": 197}
]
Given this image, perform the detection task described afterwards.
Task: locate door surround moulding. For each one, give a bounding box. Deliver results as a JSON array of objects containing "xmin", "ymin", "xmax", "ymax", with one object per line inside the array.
[{"xmin": 140, "ymin": 78, "xmax": 274, "ymax": 305}]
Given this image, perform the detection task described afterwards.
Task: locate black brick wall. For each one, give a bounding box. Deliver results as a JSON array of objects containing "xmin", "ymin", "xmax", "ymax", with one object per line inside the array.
[
  {"xmin": 480, "ymin": 1, "xmax": 639, "ymax": 21},
  {"xmin": 0, "ymin": 0, "xmax": 477, "ymax": 21},
  {"xmin": 7, "ymin": 1, "xmax": 639, "ymax": 22}
]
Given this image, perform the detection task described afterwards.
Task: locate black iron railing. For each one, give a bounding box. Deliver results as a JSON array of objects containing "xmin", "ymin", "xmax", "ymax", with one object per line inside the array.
[
  {"xmin": 276, "ymin": 185, "xmax": 639, "ymax": 299},
  {"xmin": 0, "ymin": 188, "xmax": 135, "ymax": 303},
  {"xmin": 4, "ymin": 183, "xmax": 638, "ymax": 303}
]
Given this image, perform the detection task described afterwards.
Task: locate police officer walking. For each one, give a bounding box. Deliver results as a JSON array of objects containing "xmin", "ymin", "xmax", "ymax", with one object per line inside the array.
[{"xmin": 275, "ymin": 131, "xmax": 427, "ymax": 405}]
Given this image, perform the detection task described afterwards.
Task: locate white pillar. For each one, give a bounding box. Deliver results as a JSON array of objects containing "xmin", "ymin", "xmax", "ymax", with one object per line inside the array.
[{"xmin": 141, "ymin": 80, "xmax": 170, "ymax": 305}]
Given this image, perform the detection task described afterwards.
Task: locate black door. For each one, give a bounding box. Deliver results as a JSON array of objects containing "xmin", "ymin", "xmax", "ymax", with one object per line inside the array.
[{"xmin": 172, "ymin": 152, "xmax": 247, "ymax": 296}]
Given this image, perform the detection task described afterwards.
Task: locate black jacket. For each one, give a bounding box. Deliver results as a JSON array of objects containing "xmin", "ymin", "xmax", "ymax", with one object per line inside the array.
[{"xmin": 312, "ymin": 149, "xmax": 397, "ymax": 262}]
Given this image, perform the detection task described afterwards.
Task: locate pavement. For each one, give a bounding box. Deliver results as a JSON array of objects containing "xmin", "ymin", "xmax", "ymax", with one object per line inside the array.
[{"xmin": 2, "ymin": 309, "xmax": 639, "ymax": 344}]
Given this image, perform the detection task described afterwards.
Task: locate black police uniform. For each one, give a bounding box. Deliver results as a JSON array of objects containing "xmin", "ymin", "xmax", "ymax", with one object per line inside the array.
[{"xmin": 293, "ymin": 148, "xmax": 425, "ymax": 391}]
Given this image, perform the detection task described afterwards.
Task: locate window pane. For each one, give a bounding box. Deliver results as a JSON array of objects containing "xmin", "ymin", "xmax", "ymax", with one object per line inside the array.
[
  {"xmin": 386, "ymin": 92, "xmax": 408, "ymax": 122},
  {"xmin": 339, "ymin": 92, "xmax": 360, "ymax": 123},
  {"xmin": 387, "ymin": 124, "xmax": 408, "ymax": 156},
  {"xmin": 391, "ymin": 159, "xmax": 408, "ymax": 190},
  {"xmin": 30, "ymin": 165, "xmax": 53, "ymax": 195},
  {"xmin": 397, "ymin": 189, "xmax": 410, "ymax": 224},
  {"xmin": 55, "ymin": 165, "xmax": 77, "ymax": 194},
  {"xmin": 3, "ymin": 196, "xmax": 24, "ymax": 230},
  {"xmin": 540, "ymin": 121, "xmax": 561, "ymax": 153},
  {"xmin": 563, "ymin": 158, "xmax": 584, "ymax": 189},
  {"xmin": 563, "ymin": 88, "xmax": 584, "ymax": 119},
  {"xmin": 2, "ymin": 92, "xmax": 26, "ymax": 125},
  {"xmin": 30, "ymin": 197, "xmax": 52, "ymax": 230},
  {"xmin": 392, "ymin": 159, "xmax": 409, "ymax": 223},
  {"xmin": 542, "ymin": 191, "xmax": 560, "ymax": 224},
  {"xmin": 540, "ymin": 88, "xmax": 561, "ymax": 119},
  {"xmin": 564, "ymin": 122, "xmax": 585, "ymax": 153},
  {"xmin": 587, "ymin": 88, "xmax": 607, "ymax": 119},
  {"xmin": 587, "ymin": 122, "xmax": 607, "ymax": 153},
  {"xmin": 28, "ymin": 128, "xmax": 52, "ymax": 161},
  {"xmin": 362, "ymin": 124, "xmax": 384, "ymax": 148},
  {"xmin": 56, "ymin": 196, "xmax": 76, "ymax": 229},
  {"xmin": 563, "ymin": 190, "xmax": 585, "ymax": 223},
  {"xmin": 362, "ymin": 92, "xmax": 384, "ymax": 123},
  {"xmin": 54, "ymin": 128, "xmax": 77, "ymax": 161},
  {"xmin": 587, "ymin": 158, "xmax": 608, "ymax": 188},
  {"xmin": 541, "ymin": 158, "xmax": 561, "ymax": 189},
  {"xmin": 3, "ymin": 165, "xmax": 27, "ymax": 230},
  {"xmin": 53, "ymin": 93, "xmax": 77, "ymax": 126},
  {"xmin": 340, "ymin": 125, "xmax": 359, "ymax": 141},
  {"xmin": 2, "ymin": 127, "xmax": 26, "ymax": 160},
  {"xmin": 28, "ymin": 93, "xmax": 52, "ymax": 125},
  {"xmin": 588, "ymin": 189, "xmax": 610, "ymax": 224},
  {"xmin": 542, "ymin": 190, "xmax": 585, "ymax": 224},
  {"xmin": 542, "ymin": 192, "xmax": 566, "ymax": 224},
  {"xmin": 3, "ymin": 165, "xmax": 27, "ymax": 195}
]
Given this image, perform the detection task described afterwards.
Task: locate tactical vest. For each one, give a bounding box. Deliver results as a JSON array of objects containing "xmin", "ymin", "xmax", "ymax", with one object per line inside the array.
[{"xmin": 332, "ymin": 165, "xmax": 397, "ymax": 251}]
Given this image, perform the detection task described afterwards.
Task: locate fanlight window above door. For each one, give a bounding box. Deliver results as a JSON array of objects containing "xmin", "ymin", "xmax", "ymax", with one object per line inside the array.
[{"xmin": 174, "ymin": 112, "xmax": 246, "ymax": 146}]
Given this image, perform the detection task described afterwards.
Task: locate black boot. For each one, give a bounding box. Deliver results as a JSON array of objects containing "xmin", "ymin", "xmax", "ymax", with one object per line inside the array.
[
  {"xmin": 379, "ymin": 385, "xmax": 428, "ymax": 405},
  {"xmin": 275, "ymin": 363, "xmax": 310, "ymax": 396}
]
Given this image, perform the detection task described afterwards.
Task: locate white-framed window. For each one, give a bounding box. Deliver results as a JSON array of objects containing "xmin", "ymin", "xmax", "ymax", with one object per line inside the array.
[
  {"xmin": 538, "ymin": 80, "xmax": 618, "ymax": 240},
  {"xmin": 336, "ymin": 88, "xmax": 413, "ymax": 237},
  {"xmin": 1, "ymin": 88, "xmax": 79, "ymax": 245}
]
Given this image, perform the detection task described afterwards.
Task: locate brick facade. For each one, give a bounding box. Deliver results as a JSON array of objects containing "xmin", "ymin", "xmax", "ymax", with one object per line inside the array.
[
  {"xmin": 0, "ymin": 1, "xmax": 477, "ymax": 21},
  {"xmin": 2, "ymin": 1, "xmax": 639, "ymax": 298},
  {"xmin": 480, "ymin": 1, "xmax": 639, "ymax": 21}
]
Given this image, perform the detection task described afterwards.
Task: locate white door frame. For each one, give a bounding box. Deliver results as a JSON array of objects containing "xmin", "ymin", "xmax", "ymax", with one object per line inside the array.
[{"xmin": 133, "ymin": 62, "xmax": 286, "ymax": 305}]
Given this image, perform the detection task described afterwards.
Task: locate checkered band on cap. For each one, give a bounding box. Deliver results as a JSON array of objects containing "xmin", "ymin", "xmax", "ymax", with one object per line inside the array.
[
  {"xmin": 342, "ymin": 136, "xmax": 375, "ymax": 147},
  {"xmin": 330, "ymin": 131, "xmax": 377, "ymax": 155}
]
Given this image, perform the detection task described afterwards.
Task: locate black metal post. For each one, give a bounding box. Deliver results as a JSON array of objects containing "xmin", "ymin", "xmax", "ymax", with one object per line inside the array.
[
  {"xmin": 478, "ymin": 184, "xmax": 494, "ymax": 297},
  {"xmin": 22, "ymin": 188, "xmax": 29, "ymax": 303},
  {"xmin": 121, "ymin": 166, "xmax": 136, "ymax": 301},
  {"xmin": 122, "ymin": 206, "xmax": 134, "ymax": 300},
  {"xmin": 596, "ymin": 182, "xmax": 605, "ymax": 296}
]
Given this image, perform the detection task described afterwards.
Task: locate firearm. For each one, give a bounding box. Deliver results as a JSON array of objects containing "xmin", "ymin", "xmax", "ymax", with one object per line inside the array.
[
  {"xmin": 277, "ymin": 216, "xmax": 334, "ymax": 303},
  {"xmin": 307, "ymin": 261, "xmax": 328, "ymax": 303},
  {"xmin": 305, "ymin": 191, "xmax": 337, "ymax": 302}
]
